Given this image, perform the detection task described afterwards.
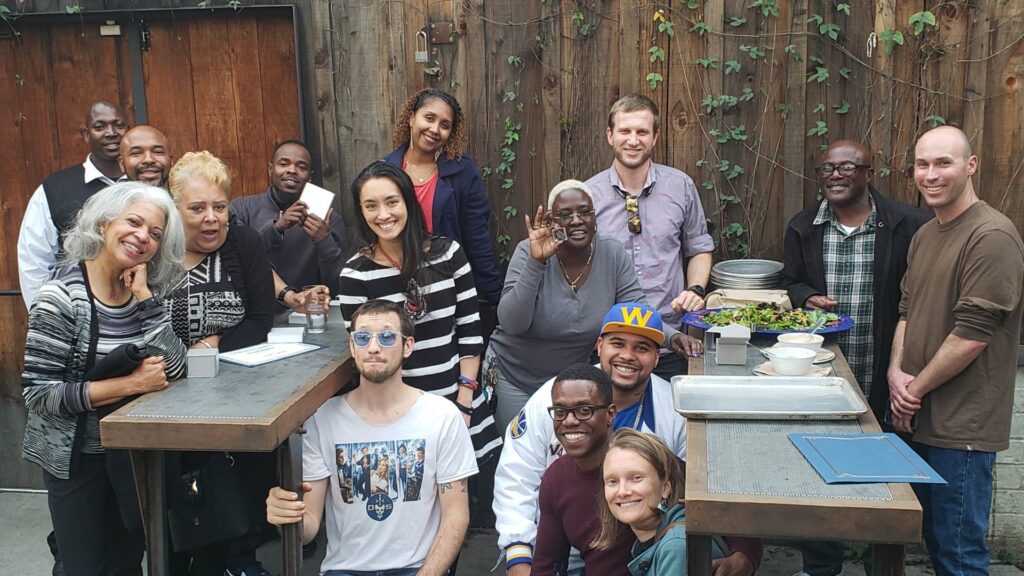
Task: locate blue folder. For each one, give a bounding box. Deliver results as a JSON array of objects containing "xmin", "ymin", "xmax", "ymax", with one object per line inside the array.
[{"xmin": 789, "ymin": 433, "xmax": 946, "ymax": 484}]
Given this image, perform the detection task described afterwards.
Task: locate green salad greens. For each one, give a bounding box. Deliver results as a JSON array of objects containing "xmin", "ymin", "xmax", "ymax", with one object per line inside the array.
[{"xmin": 699, "ymin": 303, "xmax": 841, "ymax": 331}]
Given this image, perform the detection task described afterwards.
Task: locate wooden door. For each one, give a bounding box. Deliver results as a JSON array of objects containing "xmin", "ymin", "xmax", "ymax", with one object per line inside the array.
[{"xmin": 0, "ymin": 9, "xmax": 301, "ymax": 489}]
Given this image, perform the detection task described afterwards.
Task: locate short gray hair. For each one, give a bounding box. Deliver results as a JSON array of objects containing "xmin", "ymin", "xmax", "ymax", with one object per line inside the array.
[
  {"xmin": 546, "ymin": 179, "xmax": 595, "ymax": 209},
  {"xmin": 62, "ymin": 181, "xmax": 185, "ymax": 296}
]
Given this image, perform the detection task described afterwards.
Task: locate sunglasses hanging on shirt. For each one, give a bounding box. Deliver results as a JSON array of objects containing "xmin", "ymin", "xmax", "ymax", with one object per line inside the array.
[{"xmin": 625, "ymin": 195, "xmax": 642, "ymax": 235}]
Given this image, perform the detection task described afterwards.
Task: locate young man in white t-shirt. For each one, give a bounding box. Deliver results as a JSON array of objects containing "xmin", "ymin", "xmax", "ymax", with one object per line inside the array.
[{"xmin": 267, "ymin": 300, "xmax": 478, "ymax": 575}]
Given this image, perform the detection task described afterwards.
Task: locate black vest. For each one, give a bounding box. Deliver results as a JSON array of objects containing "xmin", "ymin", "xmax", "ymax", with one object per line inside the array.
[{"xmin": 42, "ymin": 164, "xmax": 110, "ymax": 247}]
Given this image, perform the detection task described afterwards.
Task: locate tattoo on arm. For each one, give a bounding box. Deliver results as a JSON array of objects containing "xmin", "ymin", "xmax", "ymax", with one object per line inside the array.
[{"xmin": 439, "ymin": 479, "xmax": 468, "ymax": 495}]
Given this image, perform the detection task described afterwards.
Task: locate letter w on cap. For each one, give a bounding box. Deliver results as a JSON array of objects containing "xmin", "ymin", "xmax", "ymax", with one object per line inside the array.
[{"xmin": 621, "ymin": 306, "xmax": 652, "ymax": 326}]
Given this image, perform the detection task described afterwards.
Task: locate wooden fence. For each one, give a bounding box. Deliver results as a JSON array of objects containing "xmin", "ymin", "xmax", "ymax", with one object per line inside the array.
[{"xmin": 311, "ymin": 0, "xmax": 1024, "ymax": 263}]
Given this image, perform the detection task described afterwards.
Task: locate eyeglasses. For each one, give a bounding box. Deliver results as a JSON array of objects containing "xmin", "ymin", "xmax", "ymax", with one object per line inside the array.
[
  {"xmin": 814, "ymin": 162, "xmax": 872, "ymax": 178},
  {"xmin": 547, "ymin": 404, "xmax": 608, "ymax": 421},
  {"xmin": 551, "ymin": 207, "xmax": 596, "ymax": 225},
  {"xmin": 403, "ymin": 279, "xmax": 427, "ymax": 320},
  {"xmin": 625, "ymin": 196, "xmax": 641, "ymax": 234},
  {"xmin": 351, "ymin": 330, "xmax": 400, "ymax": 348}
]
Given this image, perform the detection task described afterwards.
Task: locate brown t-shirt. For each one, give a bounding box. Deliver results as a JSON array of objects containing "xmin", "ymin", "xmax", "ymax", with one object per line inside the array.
[{"xmin": 899, "ymin": 202, "xmax": 1024, "ymax": 452}]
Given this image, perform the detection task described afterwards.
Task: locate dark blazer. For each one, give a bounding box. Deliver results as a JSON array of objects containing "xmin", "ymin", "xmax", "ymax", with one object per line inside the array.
[
  {"xmin": 383, "ymin": 146, "xmax": 503, "ymax": 303},
  {"xmin": 780, "ymin": 186, "xmax": 932, "ymax": 420}
]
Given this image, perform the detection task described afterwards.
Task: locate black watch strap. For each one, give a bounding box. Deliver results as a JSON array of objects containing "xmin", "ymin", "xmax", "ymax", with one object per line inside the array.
[
  {"xmin": 687, "ymin": 284, "xmax": 707, "ymax": 298},
  {"xmin": 277, "ymin": 286, "xmax": 297, "ymax": 303}
]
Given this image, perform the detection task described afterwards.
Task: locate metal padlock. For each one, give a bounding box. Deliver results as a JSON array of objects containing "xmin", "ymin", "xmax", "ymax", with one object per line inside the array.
[{"xmin": 415, "ymin": 30, "xmax": 429, "ymax": 63}]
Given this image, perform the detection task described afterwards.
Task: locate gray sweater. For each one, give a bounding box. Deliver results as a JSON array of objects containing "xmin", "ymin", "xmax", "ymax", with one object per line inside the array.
[{"xmin": 488, "ymin": 235, "xmax": 649, "ymax": 394}]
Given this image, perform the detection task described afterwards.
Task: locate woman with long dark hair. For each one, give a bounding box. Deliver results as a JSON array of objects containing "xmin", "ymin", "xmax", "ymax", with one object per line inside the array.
[{"xmin": 339, "ymin": 160, "xmax": 501, "ymax": 463}]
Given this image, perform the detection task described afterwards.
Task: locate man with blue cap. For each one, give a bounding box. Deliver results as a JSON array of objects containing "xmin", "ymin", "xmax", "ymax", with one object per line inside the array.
[{"xmin": 494, "ymin": 302, "xmax": 761, "ymax": 576}]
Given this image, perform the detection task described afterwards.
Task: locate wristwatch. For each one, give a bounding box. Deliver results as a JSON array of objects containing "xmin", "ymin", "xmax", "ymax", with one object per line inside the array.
[
  {"xmin": 276, "ymin": 286, "xmax": 297, "ymax": 303},
  {"xmin": 686, "ymin": 284, "xmax": 707, "ymax": 298}
]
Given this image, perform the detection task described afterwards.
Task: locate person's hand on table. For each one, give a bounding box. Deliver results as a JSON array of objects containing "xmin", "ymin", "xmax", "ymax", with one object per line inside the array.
[
  {"xmin": 670, "ymin": 333, "xmax": 703, "ymax": 357},
  {"xmin": 524, "ymin": 205, "xmax": 562, "ymax": 264},
  {"xmin": 670, "ymin": 289, "xmax": 705, "ymax": 313},
  {"xmin": 285, "ymin": 285, "xmax": 331, "ymax": 317},
  {"xmin": 130, "ymin": 357, "xmax": 168, "ymax": 394},
  {"xmin": 805, "ymin": 295, "xmax": 838, "ymax": 311},
  {"xmin": 266, "ymin": 483, "xmax": 311, "ymax": 526},
  {"xmin": 506, "ymin": 564, "xmax": 531, "ymax": 576},
  {"xmin": 712, "ymin": 552, "xmax": 755, "ymax": 576}
]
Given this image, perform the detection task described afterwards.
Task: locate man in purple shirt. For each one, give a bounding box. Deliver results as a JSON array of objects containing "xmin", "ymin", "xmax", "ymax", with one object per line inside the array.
[{"xmin": 585, "ymin": 94, "xmax": 715, "ymax": 380}]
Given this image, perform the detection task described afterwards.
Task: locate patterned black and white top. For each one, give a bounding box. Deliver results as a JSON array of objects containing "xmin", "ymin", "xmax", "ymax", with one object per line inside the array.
[
  {"xmin": 21, "ymin": 263, "xmax": 186, "ymax": 479},
  {"xmin": 164, "ymin": 251, "xmax": 246, "ymax": 347},
  {"xmin": 338, "ymin": 237, "xmax": 501, "ymax": 461}
]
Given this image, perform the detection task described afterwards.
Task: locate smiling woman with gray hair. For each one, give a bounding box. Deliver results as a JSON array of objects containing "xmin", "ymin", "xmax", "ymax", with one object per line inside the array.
[{"xmin": 21, "ymin": 180, "xmax": 187, "ymax": 575}]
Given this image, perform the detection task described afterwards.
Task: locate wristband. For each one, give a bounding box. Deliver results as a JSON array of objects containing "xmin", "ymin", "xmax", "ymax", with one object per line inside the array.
[
  {"xmin": 454, "ymin": 402, "xmax": 473, "ymax": 415},
  {"xmin": 686, "ymin": 284, "xmax": 706, "ymax": 298},
  {"xmin": 276, "ymin": 286, "xmax": 297, "ymax": 303},
  {"xmin": 457, "ymin": 375, "xmax": 479, "ymax": 391}
]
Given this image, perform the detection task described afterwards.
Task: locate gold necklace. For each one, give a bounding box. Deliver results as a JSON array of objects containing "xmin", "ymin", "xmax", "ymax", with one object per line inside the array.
[
  {"xmin": 404, "ymin": 156, "xmax": 437, "ymax": 184},
  {"xmin": 557, "ymin": 242, "xmax": 594, "ymax": 291}
]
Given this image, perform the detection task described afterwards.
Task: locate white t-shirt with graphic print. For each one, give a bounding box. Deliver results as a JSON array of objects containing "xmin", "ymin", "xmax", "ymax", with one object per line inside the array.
[{"xmin": 304, "ymin": 390, "xmax": 478, "ymax": 573}]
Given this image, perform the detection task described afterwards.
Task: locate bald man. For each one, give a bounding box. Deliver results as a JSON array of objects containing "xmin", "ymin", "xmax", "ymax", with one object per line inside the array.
[
  {"xmin": 18, "ymin": 100, "xmax": 128, "ymax": 308},
  {"xmin": 889, "ymin": 126, "xmax": 1023, "ymax": 575},
  {"xmin": 119, "ymin": 125, "xmax": 172, "ymax": 188},
  {"xmin": 780, "ymin": 140, "xmax": 930, "ymax": 576}
]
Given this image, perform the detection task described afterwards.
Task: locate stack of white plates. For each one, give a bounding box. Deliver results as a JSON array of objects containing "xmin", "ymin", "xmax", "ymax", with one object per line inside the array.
[{"xmin": 710, "ymin": 259, "xmax": 784, "ymax": 289}]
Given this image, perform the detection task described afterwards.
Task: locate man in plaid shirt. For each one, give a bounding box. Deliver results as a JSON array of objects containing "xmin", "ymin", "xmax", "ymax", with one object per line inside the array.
[{"xmin": 780, "ymin": 140, "xmax": 931, "ymax": 576}]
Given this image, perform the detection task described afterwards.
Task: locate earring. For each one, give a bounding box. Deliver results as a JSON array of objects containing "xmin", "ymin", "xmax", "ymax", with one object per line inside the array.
[{"xmin": 657, "ymin": 499, "xmax": 669, "ymax": 513}]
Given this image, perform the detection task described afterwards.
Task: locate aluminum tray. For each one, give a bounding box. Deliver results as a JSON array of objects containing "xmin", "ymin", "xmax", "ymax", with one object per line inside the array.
[{"xmin": 672, "ymin": 375, "xmax": 868, "ymax": 420}]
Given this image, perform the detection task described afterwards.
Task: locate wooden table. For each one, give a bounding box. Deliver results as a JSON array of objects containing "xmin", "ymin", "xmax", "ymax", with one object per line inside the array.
[
  {"xmin": 684, "ymin": 335, "xmax": 921, "ymax": 576},
  {"xmin": 101, "ymin": 313, "xmax": 353, "ymax": 576}
]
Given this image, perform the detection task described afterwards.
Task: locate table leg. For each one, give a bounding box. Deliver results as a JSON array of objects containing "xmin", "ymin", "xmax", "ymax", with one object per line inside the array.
[
  {"xmin": 873, "ymin": 544, "xmax": 906, "ymax": 576},
  {"xmin": 131, "ymin": 450, "xmax": 168, "ymax": 576},
  {"xmin": 278, "ymin": 432, "xmax": 304, "ymax": 576},
  {"xmin": 688, "ymin": 534, "xmax": 713, "ymax": 576}
]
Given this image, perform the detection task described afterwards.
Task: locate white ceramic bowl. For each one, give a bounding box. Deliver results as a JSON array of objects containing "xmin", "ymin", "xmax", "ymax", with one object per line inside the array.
[
  {"xmin": 765, "ymin": 346, "xmax": 817, "ymax": 376},
  {"xmin": 777, "ymin": 332, "xmax": 825, "ymax": 351}
]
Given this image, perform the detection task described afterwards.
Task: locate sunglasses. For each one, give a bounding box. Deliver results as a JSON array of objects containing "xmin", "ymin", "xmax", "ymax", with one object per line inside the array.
[
  {"xmin": 551, "ymin": 207, "xmax": 596, "ymax": 225},
  {"xmin": 814, "ymin": 162, "xmax": 871, "ymax": 178},
  {"xmin": 351, "ymin": 330, "xmax": 400, "ymax": 348},
  {"xmin": 547, "ymin": 404, "xmax": 609, "ymax": 421},
  {"xmin": 625, "ymin": 196, "xmax": 641, "ymax": 234}
]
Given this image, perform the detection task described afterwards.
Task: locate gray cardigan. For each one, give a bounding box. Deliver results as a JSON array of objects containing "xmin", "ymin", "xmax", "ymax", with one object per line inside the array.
[
  {"xmin": 488, "ymin": 235, "xmax": 650, "ymax": 394},
  {"xmin": 22, "ymin": 263, "xmax": 186, "ymax": 479}
]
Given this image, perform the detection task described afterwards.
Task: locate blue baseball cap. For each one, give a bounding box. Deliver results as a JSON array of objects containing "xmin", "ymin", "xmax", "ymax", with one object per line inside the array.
[{"xmin": 600, "ymin": 302, "xmax": 665, "ymax": 346}]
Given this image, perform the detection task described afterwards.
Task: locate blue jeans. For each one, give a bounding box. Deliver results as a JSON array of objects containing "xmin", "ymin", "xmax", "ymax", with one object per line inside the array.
[{"xmin": 911, "ymin": 444, "xmax": 996, "ymax": 576}]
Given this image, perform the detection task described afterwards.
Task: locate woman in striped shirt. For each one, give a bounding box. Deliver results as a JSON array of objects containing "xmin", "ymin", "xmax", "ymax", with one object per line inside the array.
[
  {"xmin": 21, "ymin": 181, "xmax": 187, "ymax": 575},
  {"xmin": 339, "ymin": 161, "xmax": 501, "ymax": 463}
]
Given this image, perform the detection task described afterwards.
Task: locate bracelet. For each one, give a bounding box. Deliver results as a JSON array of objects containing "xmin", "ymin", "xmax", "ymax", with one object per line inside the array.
[
  {"xmin": 687, "ymin": 284, "xmax": 707, "ymax": 298},
  {"xmin": 276, "ymin": 286, "xmax": 297, "ymax": 303},
  {"xmin": 198, "ymin": 339, "xmax": 213, "ymax": 349},
  {"xmin": 454, "ymin": 402, "xmax": 473, "ymax": 415},
  {"xmin": 457, "ymin": 375, "xmax": 479, "ymax": 391}
]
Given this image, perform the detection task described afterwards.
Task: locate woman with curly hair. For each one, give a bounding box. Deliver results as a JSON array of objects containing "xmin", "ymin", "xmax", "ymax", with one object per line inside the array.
[{"xmin": 383, "ymin": 88, "xmax": 502, "ymax": 304}]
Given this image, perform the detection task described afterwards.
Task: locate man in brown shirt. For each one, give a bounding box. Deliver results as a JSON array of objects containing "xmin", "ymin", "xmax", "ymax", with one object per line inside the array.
[{"xmin": 889, "ymin": 126, "xmax": 1023, "ymax": 575}]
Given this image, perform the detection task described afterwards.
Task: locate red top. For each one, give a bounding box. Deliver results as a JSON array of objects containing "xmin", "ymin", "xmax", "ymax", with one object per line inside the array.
[{"xmin": 404, "ymin": 159, "xmax": 439, "ymax": 234}]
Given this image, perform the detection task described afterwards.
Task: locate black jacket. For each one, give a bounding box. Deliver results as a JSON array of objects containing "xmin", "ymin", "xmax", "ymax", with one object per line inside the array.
[
  {"xmin": 780, "ymin": 187, "xmax": 932, "ymax": 420},
  {"xmin": 215, "ymin": 224, "xmax": 277, "ymax": 351}
]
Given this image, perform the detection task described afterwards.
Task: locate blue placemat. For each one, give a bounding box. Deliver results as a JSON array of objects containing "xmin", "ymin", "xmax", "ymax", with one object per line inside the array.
[{"xmin": 789, "ymin": 433, "xmax": 946, "ymax": 484}]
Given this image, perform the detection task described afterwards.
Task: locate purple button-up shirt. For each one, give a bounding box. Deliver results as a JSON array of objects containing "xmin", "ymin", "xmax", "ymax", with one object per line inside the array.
[{"xmin": 585, "ymin": 161, "xmax": 714, "ymax": 328}]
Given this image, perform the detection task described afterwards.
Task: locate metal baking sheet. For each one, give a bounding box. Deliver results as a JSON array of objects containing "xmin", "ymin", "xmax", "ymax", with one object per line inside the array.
[{"xmin": 672, "ymin": 375, "xmax": 868, "ymax": 420}]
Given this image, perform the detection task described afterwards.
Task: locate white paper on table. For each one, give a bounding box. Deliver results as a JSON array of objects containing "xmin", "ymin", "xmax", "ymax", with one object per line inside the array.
[
  {"xmin": 299, "ymin": 182, "xmax": 335, "ymax": 220},
  {"xmin": 267, "ymin": 326, "xmax": 305, "ymax": 344},
  {"xmin": 218, "ymin": 342, "xmax": 322, "ymax": 367}
]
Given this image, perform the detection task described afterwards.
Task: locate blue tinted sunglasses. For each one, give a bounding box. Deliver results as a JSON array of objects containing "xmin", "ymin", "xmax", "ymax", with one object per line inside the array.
[{"xmin": 351, "ymin": 330, "xmax": 400, "ymax": 348}]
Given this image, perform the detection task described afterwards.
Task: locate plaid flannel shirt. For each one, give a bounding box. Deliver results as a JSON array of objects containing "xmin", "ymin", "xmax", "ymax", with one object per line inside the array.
[{"xmin": 815, "ymin": 198, "xmax": 877, "ymax": 395}]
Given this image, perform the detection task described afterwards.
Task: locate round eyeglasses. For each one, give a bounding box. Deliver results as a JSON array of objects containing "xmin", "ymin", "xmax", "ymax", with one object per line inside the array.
[{"xmin": 351, "ymin": 330, "xmax": 400, "ymax": 348}]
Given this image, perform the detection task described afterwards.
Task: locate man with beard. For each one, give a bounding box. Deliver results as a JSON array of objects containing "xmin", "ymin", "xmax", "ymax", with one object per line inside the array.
[
  {"xmin": 494, "ymin": 302, "xmax": 760, "ymax": 576},
  {"xmin": 585, "ymin": 94, "xmax": 714, "ymax": 381},
  {"xmin": 118, "ymin": 125, "xmax": 172, "ymax": 188},
  {"xmin": 230, "ymin": 140, "xmax": 347, "ymax": 302},
  {"xmin": 18, "ymin": 101, "xmax": 128, "ymax": 308},
  {"xmin": 267, "ymin": 300, "xmax": 476, "ymax": 575},
  {"xmin": 780, "ymin": 140, "xmax": 930, "ymax": 576}
]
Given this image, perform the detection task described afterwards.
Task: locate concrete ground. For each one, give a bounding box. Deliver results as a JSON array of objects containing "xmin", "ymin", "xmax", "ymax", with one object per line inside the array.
[{"xmin": 3, "ymin": 490, "xmax": 1022, "ymax": 575}]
